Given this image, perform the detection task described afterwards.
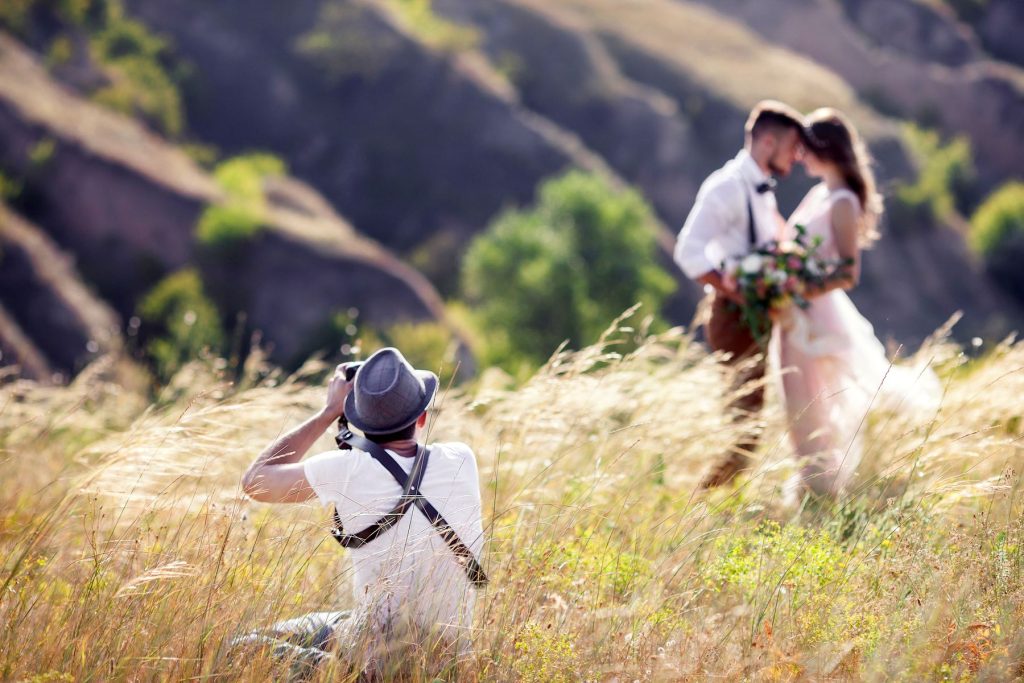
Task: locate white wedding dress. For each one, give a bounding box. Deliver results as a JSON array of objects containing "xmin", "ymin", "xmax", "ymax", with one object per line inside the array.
[{"xmin": 769, "ymin": 184, "xmax": 940, "ymax": 496}]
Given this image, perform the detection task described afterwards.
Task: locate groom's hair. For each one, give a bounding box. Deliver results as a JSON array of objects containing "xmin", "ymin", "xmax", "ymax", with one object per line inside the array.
[{"xmin": 745, "ymin": 100, "xmax": 805, "ymax": 143}]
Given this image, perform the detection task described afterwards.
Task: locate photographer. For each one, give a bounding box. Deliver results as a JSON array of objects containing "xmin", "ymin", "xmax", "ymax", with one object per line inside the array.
[{"xmin": 238, "ymin": 347, "xmax": 486, "ymax": 678}]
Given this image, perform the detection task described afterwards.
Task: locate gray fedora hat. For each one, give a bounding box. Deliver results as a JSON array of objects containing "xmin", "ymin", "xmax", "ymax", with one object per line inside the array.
[{"xmin": 344, "ymin": 347, "xmax": 438, "ymax": 435}]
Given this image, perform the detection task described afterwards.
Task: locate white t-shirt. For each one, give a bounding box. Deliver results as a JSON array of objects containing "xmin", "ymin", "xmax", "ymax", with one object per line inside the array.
[{"xmin": 303, "ymin": 441, "xmax": 484, "ymax": 649}]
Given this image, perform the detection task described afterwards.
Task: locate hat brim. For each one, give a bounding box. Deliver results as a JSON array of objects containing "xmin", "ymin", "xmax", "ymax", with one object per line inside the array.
[{"xmin": 343, "ymin": 370, "xmax": 439, "ymax": 435}]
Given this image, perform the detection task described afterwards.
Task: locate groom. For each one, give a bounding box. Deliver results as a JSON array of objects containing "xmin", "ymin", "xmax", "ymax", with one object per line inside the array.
[{"xmin": 674, "ymin": 100, "xmax": 805, "ymax": 489}]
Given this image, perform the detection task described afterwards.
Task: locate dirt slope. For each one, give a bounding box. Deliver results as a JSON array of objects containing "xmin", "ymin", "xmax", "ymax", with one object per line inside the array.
[{"xmin": 0, "ymin": 33, "xmax": 457, "ymax": 369}]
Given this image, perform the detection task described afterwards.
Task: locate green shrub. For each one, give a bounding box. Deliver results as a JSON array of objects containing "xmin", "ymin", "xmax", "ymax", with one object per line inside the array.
[
  {"xmin": 90, "ymin": 10, "xmax": 163, "ymax": 61},
  {"xmin": 180, "ymin": 142, "xmax": 219, "ymax": 170},
  {"xmin": 92, "ymin": 56, "xmax": 183, "ymax": 136},
  {"xmin": 1, "ymin": 0, "xmax": 94, "ymax": 36},
  {"xmin": 195, "ymin": 204, "xmax": 262, "ymax": 252},
  {"xmin": 381, "ymin": 321, "xmax": 460, "ymax": 386},
  {"xmin": 894, "ymin": 124, "xmax": 976, "ymax": 224},
  {"xmin": 138, "ymin": 269, "xmax": 225, "ymax": 382},
  {"xmin": 512, "ymin": 622, "xmax": 580, "ymax": 683},
  {"xmin": 291, "ymin": 314, "xmax": 460, "ymax": 385},
  {"xmin": 970, "ymin": 182, "xmax": 1024, "ymax": 255},
  {"xmin": 970, "ymin": 182, "xmax": 1024, "ymax": 301},
  {"xmin": 46, "ymin": 34, "xmax": 75, "ymax": 67},
  {"xmin": 195, "ymin": 153, "xmax": 285, "ymax": 251},
  {"xmin": 0, "ymin": 172, "xmax": 23, "ymax": 202},
  {"xmin": 385, "ymin": 0, "xmax": 479, "ymax": 53},
  {"xmin": 212, "ymin": 154, "xmax": 285, "ymax": 204},
  {"xmin": 296, "ymin": 4, "xmax": 397, "ymax": 84},
  {"xmin": 87, "ymin": 3, "xmax": 185, "ymax": 136},
  {"xmin": 0, "ymin": 0, "xmax": 34, "ymax": 33},
  {"xmin": 28, "ymin": 138, "xmax": 56, "ymax": 169},
  {"xmin": 285, "ymin": 310, "xmax": 375, "ymax": 371},
  {"xmin": 461, "ymin": 171, "xmax": 673, "ymax": 372}
]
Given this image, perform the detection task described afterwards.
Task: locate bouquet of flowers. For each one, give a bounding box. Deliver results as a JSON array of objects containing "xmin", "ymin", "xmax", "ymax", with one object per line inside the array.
[{"xmin": 726, "ymin": 225, "xmax": 849, "ymax": 344}]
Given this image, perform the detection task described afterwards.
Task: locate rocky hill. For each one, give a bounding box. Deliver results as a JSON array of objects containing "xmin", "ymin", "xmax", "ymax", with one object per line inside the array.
[
  {"xmin": 0, "ymin": 33, "xmax": 457, "ymax": 372},
  {"xmin": 0, "ymin": 202, "xmax": 122, "ymax": 382},
  {"xmin": 1, "ymin": 0, "xmax": 1022, "ymax": 382},
  {"xmin": 695, "ymin": 0, "xmax": 1024, "ymax": 189}
]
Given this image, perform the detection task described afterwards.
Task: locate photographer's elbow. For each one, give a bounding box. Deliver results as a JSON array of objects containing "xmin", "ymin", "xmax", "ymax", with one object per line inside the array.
[{"xmin": 241, "ymin": 467, "xmax": 262, "ymax": 499}]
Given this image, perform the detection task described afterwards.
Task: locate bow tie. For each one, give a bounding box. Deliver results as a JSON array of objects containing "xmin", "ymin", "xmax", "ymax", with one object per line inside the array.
[{"xmin": 756, "ymin": 179, "xmax": 777, "ymax": 194}]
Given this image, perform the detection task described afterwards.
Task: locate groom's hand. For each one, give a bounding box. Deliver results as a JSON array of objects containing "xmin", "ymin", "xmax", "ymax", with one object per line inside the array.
[{"xmin": 698, "ymin": 271, "xmax": 744, "ymax": 305}]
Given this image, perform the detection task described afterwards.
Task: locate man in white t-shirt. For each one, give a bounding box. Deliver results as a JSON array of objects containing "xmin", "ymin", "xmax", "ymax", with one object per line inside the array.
[{"xmin": 238, "ymin": 347, "xmax": 485, "ymax": 677}]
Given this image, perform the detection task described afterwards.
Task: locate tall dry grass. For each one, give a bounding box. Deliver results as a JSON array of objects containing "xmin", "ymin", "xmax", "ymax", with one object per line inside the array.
[{"xmin": 2, "ymin": 320, "xmax": 1023, "ymax": 681}]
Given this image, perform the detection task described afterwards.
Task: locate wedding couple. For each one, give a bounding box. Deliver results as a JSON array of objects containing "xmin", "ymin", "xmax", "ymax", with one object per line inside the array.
[{"xmin": 675, "ymin": 100, "xmax": 936, "ymax": 499}]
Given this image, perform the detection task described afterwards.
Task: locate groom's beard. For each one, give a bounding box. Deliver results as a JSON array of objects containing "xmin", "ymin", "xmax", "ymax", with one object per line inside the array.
[{"xmin": 767, "ymin": 159, "xmax": 790, "ymax": 177}]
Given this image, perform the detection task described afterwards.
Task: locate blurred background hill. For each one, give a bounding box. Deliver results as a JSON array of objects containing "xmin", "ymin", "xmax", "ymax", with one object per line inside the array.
[{"xmin": 1, "ymin": 0, "xmax": 1022, "ymax": 386}]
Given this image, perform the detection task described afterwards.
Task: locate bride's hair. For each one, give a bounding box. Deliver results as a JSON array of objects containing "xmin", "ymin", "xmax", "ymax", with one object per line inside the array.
[{"xmin": 803, "ymin": 108, "xmax": 883, "ymax": 246}]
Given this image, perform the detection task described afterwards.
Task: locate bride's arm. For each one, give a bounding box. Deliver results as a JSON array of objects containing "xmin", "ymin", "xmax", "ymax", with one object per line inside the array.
[{"xmin": 806, "ymin": 198, "xmax": 861, "ymax": 298}]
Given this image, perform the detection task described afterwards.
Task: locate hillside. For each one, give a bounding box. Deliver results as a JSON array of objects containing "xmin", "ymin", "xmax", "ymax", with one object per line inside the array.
[
  {"xmin": 432, "ymin": 0, "xmax": 1021, "ymax": 346},
  {"xmin": 0, "ymin": 33, "xmax": 459, "ymax": 369},
  {"xmin": 0, "ymin": 0, "xmax": 1023, "ymax": 384},
  {"xmin": 695, "ymin": 0, "xmax": 1024, "ymax": 189},
  {"xmin": 122, "ymin": 0, "xmax": 610, "ymax": 263},
  {"xmin": 0, "ymin": 202, "xmax": 122, "ymax": 382}
]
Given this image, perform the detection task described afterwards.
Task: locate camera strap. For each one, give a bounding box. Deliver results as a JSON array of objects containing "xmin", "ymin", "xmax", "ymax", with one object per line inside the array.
[{"xmin": 330, "ymin": 429, "xmax": 489, "ymax": 588}]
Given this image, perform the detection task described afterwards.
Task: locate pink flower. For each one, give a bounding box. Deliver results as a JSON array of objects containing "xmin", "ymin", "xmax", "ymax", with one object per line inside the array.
[
  {"xmin": 785, "ymin": 276, "xmax": 802, "ymax": 294},
  {"xmin": 787, "ymin": 256, "xmax": 803, "ymax": 271}
]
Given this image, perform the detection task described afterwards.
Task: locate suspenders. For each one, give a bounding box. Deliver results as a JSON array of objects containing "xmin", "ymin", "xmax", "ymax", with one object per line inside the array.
[
  {"xmin": 746, "ymin": 189, "xmax": 758, "ymax": 248},
  {"xmin": 329, "ymin": 429, "xmax": 489, "ymax": 588}
]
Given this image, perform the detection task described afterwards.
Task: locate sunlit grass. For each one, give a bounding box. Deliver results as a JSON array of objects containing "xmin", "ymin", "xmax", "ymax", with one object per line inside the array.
[{"xmin": 2, "ymin": 320, "xmax": 1023, "ymax": 680}]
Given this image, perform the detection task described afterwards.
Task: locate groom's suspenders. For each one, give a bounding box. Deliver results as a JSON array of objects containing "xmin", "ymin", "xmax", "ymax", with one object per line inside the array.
[
  {"xmin": 746, "ymin": 190, "xmax": 757, "ymax": 248},
  {"xmin": 329, "ymin": 429, "xmax": 489, "ymax": 588}
]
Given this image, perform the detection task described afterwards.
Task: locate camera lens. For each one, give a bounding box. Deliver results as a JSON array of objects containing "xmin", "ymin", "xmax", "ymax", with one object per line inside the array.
[{"xmin": 344, "ymin": 362, "xmax": 363, "ymax": 382}]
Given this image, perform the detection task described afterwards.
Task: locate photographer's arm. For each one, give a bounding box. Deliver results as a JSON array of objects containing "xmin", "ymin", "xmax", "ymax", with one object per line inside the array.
[{"xmin": 241, "ymin": 365, "xmax": 351, "ymax": 503}]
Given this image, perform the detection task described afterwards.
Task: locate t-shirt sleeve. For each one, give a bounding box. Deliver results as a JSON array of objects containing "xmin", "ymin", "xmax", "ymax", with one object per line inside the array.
[
  {"xmin": 448, "ymin": 442, "xmax": 486, "ymax": 555},
  {"xmin": 303, "ymin": 451, "xmax": 358, "ymax": 507}
]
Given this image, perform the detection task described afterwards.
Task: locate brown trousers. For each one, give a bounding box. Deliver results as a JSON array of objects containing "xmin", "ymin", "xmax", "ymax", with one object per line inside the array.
[{"xmin": 705, "ymin": 293, "xmax": 766, "ymax": 458}]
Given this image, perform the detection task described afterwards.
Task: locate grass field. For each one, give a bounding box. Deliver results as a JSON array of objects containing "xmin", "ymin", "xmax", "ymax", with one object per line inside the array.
[{"xmin": 2, "ymin": 318, "xmax": 1023, "ymax": 681}]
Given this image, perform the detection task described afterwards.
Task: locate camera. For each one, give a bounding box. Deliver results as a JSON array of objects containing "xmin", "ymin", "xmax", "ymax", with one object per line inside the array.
[{"xmin": 344, "ymin": 362, "xmax": 364, "ymax": 382}]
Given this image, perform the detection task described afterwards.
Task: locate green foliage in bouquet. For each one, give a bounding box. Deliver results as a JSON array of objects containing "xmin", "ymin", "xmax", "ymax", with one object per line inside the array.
[
  {"xmin": 729, "ymin": 225, "xmax": 851, "ymax": 346},
  {"xmin": 461, "ymin": 171, "xmax": 673, "ymax": 373}
]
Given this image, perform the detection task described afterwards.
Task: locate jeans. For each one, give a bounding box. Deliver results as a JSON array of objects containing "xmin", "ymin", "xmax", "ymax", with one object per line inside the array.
[{"xmin": 230, "ymin": 610, "xmax": 350, "ymax": 680}]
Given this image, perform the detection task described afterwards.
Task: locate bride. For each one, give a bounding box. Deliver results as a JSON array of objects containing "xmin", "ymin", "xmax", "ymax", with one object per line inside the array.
[{"xmin": 770, "ymin": 108, "xmax": 939, "ymax": 498}]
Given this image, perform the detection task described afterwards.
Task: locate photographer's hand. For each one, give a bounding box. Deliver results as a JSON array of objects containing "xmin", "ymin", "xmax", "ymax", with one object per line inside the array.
[{"xmin": 324, "ymin": 362, "xmax": 356, "ymax": 421}]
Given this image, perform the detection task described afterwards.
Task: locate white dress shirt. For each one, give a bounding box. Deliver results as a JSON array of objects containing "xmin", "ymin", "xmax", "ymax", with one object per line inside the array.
[{"xmin": 674, "ymin": 150, "xmax": 782, "ymax": 279}]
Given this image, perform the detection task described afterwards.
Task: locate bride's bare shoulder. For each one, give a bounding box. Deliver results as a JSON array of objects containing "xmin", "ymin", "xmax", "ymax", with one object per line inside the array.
[{"xmin": 829, "ymin": 188, "xmax": 862, "ymax": 212}]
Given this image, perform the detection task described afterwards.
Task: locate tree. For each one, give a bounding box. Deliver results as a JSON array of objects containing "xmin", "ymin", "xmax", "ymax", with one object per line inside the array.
[{"xmin": 462, "ymin": 171, "xmax": 672, "ymax": 371}]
